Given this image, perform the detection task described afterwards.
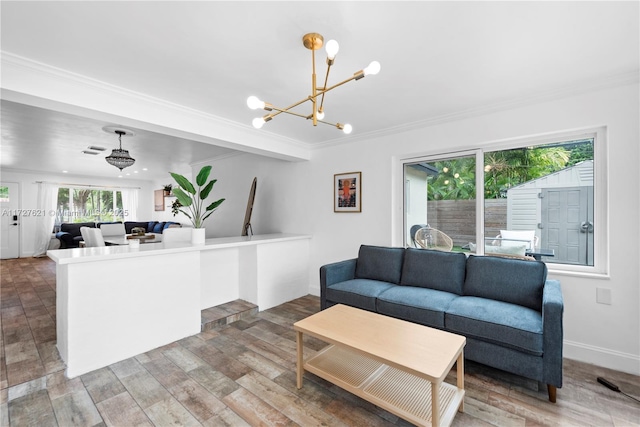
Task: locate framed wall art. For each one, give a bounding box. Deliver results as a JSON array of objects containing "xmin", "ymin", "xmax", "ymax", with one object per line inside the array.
[{"xmin": 334, "ymin": 172, "xmax": 361, "ymax": 212}]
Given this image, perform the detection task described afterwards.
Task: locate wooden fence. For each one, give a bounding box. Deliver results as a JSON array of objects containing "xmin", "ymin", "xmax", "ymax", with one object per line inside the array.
[{"xmin": 426, "ymin": 199, "xmax": 507, "ymax": 247}]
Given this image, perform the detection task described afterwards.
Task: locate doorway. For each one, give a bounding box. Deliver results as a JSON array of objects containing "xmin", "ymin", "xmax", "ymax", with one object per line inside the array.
[
  {"xmin": 1, "ymin": 182, "xmax": 21, "ymax": 259},
  {"xmin": 541, "ymin": 186, "xmax": 594, "ymax": 265}
]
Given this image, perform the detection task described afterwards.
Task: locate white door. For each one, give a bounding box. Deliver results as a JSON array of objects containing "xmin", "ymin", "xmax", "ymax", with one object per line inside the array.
[
  {"xmin": 541, "ymin": 186, "xmax": 593, "ymax": 265},
  {"xmin": 0, "ymin": 182, "xmax": 20, "ymax": 259}
]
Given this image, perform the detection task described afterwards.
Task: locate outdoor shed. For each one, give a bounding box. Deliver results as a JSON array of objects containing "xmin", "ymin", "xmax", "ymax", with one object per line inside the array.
[{"xmin": 506, "ymin": 160, "xmax": 594, "ymax": 265}]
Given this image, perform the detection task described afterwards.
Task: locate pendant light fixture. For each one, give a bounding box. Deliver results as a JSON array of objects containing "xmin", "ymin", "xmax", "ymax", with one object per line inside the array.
[
  {"xmin": 247, "ymin": 32, "xmax": 380, "ymax": 134},
  {"xmin": 104, "ymin": 127, "xmax": 135, "ymax": 171}
]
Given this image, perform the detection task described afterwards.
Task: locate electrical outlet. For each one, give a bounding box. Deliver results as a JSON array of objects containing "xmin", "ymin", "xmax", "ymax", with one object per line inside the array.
[{"xmin": 596, "ymin": 288, "xmax": 612, "ymax": 305}]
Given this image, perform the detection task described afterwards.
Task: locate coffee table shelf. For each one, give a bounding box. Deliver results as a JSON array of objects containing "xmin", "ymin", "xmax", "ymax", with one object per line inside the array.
[
  {"xmin": 305, "ymin": 344, "xmax": 464, "ymax": 427},
  {"xmin": 295, "ymin": 305, "xmax": 465, "ymax": 427}
]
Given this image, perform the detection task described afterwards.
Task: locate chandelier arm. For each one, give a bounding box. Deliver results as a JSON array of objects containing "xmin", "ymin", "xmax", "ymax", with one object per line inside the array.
[
  {"xmin": 318, "ymin": 62, "xmax": 333, "ymax": 114},
  {"xmin": 316, "ymin": 118, "xmax": 342, "ymax": 128},
  {"xmin": 264, "ymin": 96, "xmax": 314, "ymax": 119},
  {"xmin": 268, "ymin": 107, "xmax": 311, "ymax": 120},
  {"xmin": 317, "ymin": 71, "xmax": 363, "ymax": 97},
  {"xmin": 265, "ymin": 106, "xmax": 345, "ymax": 131}
]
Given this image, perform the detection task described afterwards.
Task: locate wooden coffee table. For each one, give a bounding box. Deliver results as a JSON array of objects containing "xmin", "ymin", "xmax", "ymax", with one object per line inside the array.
[{"xmin": 294, "ymin": 304, "xmax": 465, "ymax": 427}]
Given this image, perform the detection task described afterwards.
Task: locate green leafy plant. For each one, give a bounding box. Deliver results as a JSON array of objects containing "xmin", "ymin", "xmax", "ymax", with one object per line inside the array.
[
  {"xmin": 170, "ymin": 199, "xmax": 183, "ymax": 216},
  {"xmin": 163, "ymin": 184, "xmax": 173, "ymax": 194},
  {"xmin": 170, "ymin": 166, "xmax": 225, "ymax": 228}
]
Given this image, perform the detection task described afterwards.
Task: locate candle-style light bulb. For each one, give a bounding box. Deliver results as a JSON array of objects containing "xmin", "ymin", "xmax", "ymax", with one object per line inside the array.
[
  {"xmin": 252, "ymin": 117, "xmax": 265, "ymax": 129},
  {"xmin": 342, "ymin": 124, "xmax": 353, "ymax": 134},
  {"xmin": 363, "ymin": 61, "xmax": 381, "ymax": 76},
  {"xmin": 247, "ymin": 96, "xmax": 265, "ymax": 110},
  {"xmin": 325, "ymin": 40, "xmax": 339, "ymax": 60}
]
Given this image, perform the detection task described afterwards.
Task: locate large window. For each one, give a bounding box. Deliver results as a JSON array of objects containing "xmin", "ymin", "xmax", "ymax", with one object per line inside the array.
[
  {"xmin": 55, "ymin": 187, "xmax": 124, "ymax": 225},
  {"xmin": 401, "ymin": 128, "xmax": 605, "ymax": 274}
]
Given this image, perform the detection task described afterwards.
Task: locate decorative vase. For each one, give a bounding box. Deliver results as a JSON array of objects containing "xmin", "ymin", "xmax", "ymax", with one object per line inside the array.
[{"xmin": 191, "ymin": 228, "xmax": 206, "ymax": 245}]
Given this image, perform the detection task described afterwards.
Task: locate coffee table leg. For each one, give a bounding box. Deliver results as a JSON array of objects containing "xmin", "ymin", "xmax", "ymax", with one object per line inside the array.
[
  {"xmin": 457, "ymin": 351, "xmax": 464, "ymax": 412},
  {"xmin": 431, "ymin": 382, "xmax": 440, "ymax": 426},
  {"xmin": 296, "ymin": 331, "xmax": 303, "ymax": 389}
]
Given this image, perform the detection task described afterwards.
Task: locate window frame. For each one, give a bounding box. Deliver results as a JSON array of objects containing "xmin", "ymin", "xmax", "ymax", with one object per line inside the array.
[
  {"xmin": 55, "ymin": 186, "xmax": 125, "ymax": 224},
  {"xmin": 394, "ymin": 126, "xmax": 608, "ymax": 277}
]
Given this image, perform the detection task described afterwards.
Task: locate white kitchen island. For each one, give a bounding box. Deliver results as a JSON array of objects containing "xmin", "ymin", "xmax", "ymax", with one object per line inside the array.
[{"xmin": 47, "ymin": 233, "xmax": 311, "ymax": 378}]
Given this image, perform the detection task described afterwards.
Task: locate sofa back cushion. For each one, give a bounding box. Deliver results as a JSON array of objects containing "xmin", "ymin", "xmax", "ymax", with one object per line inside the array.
[
  {"xmin": 60, "ymin": 222, "xmax": 95, "ymax": 237},
  {"xmin": 464, "ymin": 255, "xmax": 547, "ymax": 311},
  {"xmin": 400, "ymin": 249, "xmax": 467, "ymax": 295},
  {"xmin": 355, "ymin": 245, "xmax": 405, "ymax": 284}
]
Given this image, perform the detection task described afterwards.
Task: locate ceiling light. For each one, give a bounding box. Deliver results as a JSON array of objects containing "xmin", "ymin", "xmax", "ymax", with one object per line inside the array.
[
  {"xmin": 104, "ymin": 128, "xmax": 135, "ymax": 171},
  {"xmin": 82, "ymin": 150, "xmax": 98, "ymax": 155},
  {"xmin": 247, "ymin": 32, "xmax": 380, "ymax": 134}
]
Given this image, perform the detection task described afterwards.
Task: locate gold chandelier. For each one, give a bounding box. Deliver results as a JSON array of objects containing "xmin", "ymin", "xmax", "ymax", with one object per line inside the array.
[{"xmin": 247, "ymin": 32, "xmax": 380, "ymax": 134}]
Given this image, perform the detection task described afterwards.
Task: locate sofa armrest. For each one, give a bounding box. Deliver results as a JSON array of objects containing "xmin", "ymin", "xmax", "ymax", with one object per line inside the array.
[
  {"xmin": 542, "ymin": 279, "xmax": 563, "ymax": 387},
  {"xmin": 320, "ymin": 258, "xmax": 357, "ymax": 310},
  {"xmin": 55, "ymin": 231, "xmax": 74, "ymax": 249}
]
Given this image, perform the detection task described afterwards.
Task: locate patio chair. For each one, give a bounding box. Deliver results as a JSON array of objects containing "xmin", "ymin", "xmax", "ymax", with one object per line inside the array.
[
  {"xmin": 414, "ymin": 226, "xmax": 453, "ymax": 252},
  {"xmin": 409, "ymin": 223, "xmax": 428, "ymax": 247},
  {"xmin": 484, "ymin": 229, "xmax": 538, "ymax": 260}
]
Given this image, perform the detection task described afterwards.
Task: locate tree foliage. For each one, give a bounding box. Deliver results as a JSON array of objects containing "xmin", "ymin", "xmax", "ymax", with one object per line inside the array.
[{"xmin": 427, "ymin": 141, "xmax": 592, "ymax": 201}]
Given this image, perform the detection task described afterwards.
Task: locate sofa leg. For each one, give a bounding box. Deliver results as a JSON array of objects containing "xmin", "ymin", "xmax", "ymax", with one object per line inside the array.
[{"xmin": 547, "ymin": 384, "xmax": 557, "ymax": 403}]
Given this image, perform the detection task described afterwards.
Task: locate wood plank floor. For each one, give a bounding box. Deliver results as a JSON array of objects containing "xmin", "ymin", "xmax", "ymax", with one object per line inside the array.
[{"xmin": 1, "ymin": 257, "xmax": 639, "ymax": 426}]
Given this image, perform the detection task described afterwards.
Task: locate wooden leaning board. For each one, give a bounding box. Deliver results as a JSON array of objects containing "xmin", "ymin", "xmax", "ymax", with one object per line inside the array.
[{"xmin": 294, "ymin": 304, "xmax": 466, "ymax": 427}]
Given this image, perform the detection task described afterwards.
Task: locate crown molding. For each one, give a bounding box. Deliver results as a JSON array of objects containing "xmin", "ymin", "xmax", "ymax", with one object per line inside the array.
[
  {"xmin": 313, "ymin": 69, "xmax": 640, "ymax": 150},
  {"xmin": 1, "ymin": 51, "xmax": 311, "ymax": 162}
]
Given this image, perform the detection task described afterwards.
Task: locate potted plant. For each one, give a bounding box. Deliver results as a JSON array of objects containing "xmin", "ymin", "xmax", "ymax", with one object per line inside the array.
[
  {"xmin": 170, "ymin": 199, "xmax": 183, "ymax": 216},
  {"xmin": 170, "ymin": 165, "xmax": 225, "ymax": 244},
  {"xmin": 163, "ymin": 184, "xmax": 173, "ymax": 196}
]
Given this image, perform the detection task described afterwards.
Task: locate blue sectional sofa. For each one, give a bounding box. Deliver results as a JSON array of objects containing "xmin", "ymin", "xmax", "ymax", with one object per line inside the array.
[{"xmin": 320, "ymin": 245, "xmax": 564, "ymax": 402}]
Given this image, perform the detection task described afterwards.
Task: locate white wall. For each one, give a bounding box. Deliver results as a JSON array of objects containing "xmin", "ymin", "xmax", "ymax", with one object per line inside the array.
[
  {"xmin": 189, "ymin": 154, "xmax": 311, "ymax": 239},
  {"xmin": 0, "ymin": 169, "xmax": 155, "ymax": 256},
  {"xmin": 301, "ymin": 82, "xmax": 639, "ymax": 375}
]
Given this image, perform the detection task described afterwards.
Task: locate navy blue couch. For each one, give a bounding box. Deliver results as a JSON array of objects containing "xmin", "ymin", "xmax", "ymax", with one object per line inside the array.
[
  {"xmin": 55, "ymin": 221, "xmax": 180, "ymax": 248},
  {"xmin": 320, "ymin": 245, "xmax": 564, "ymax": 402}
]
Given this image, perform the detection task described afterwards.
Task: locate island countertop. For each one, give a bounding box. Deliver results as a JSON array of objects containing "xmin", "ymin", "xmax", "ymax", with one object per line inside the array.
[{"xmin": 47, "ymin": 233, "xmax": 311, "ymax": 264}]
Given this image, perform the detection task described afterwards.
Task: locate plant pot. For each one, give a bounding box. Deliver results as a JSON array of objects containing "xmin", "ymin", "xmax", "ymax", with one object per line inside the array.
[{"xmin": 191, "ymin": 228, "xmax": 206, "ymax": 245}]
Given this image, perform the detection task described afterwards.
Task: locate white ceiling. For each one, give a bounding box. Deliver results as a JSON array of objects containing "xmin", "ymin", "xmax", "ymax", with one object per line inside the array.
[{"xmin": 1, "ymin": 1, "xmax": 638, "ymax": 181}]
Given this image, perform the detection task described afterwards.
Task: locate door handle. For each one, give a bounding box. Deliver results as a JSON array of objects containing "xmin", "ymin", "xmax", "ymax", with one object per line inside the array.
[{"xmin": 580, "ymin": 221, "xmax": 593, "ymax": 233}]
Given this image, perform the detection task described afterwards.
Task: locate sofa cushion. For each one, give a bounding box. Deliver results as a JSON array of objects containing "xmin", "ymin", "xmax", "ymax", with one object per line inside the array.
[
  {"xmin": 445, "ymin": 296, "xmax": 543, "ymax": 356},
  {"xmin": 152, "ymin": 222, "xmax": 166, "ymax": 233},
  {"xmin": 400, "ymin": 248, "xmax": 467, "ymax": 295},
  {"xmin": 147, "ymin": 221, "xmax": 158, "ymax": 232},
  {"xmin": 60, "ymin": 222, "xmax": 95, "ymax": 238},
  {"xmin": 377, "ymin": 286, "xmax": 459, "ymax": 329},
  {"xmin": 464, "ymin": 255, "xmax": 547, "ymax": 311},
  {"xmin": 354, "ymin": 245, "xmax": 405, "ymax": 284},
  {"xmin": 326, "ymin": 279, "xmax": 396, "ymax": 312}
]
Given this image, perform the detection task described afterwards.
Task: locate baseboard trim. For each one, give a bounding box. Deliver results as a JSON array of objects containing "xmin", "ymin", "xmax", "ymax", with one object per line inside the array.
[{"xmin": 564, "ymin": 340, "xmax": 640, "ymax": 376}]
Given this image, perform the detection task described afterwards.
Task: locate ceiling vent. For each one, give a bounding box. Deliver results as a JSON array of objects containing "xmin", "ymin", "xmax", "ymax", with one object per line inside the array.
[
  {"xmin": 82, "ymin": 150, "xmax": 99, "ymax": 155},
  {"xmin": 88, "ymin": 146, "xmax": 106, "ymax": 151}
]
